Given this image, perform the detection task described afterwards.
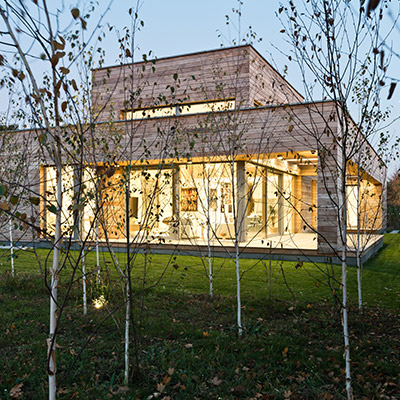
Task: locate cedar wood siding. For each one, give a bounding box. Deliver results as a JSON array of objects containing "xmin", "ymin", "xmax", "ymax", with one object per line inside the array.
[
  {"xmin": 0, "ymin": 45, "xmax": 386, "ymax": 257},
  {"xmin": 248, "ymin": 46, "xmax": 304, "ymax": 106},
  {"xmin": 91, "ymin": 45, "xmax": 302, "ymax": 121}
]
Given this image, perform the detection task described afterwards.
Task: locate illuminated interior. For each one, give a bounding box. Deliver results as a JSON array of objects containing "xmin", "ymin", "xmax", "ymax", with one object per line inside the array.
[
  {"xmin": 43, "ymin": 151, "xmax": 383, "ymax": 249},
  {"xmin": 346, "ymin": 180, "xmax": 382, "ymax": 232},
  {"xmin": 43, "ymin": 152, "xmax": 324, "ymax": 246},
  {"xmin": 45, "ymin": 166, "xmax": 75, "ymax": 235},
  {"xmin": 122, "ymin": 99, "xmax": 235, "ymax": 120}
]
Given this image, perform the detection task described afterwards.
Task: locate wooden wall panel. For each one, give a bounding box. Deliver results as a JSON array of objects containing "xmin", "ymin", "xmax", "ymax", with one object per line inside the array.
[
  {"xmin": 248, "ymin": 46, "xmax": 304, "ymax": 106},
  {"xmin": 92, "ymin": 46, "xmax": 251, "ymax": 123},
  {"xmin": 92, "ymin": 45, "xmax": 307, "ymax": 123},
  {"xmin": 0, "ymin": 129, "xmax": 41, "ymax": 243}
]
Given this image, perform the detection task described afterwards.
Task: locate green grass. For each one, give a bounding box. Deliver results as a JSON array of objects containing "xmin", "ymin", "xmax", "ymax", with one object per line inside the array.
[{"xmin": 0, "ymin": 235, "xmax": 399, "ymax": 399}]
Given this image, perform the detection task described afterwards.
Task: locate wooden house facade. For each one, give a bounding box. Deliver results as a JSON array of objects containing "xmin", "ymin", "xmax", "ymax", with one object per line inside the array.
[{"xmin": 0, "ymin": 45, "xmax": 386, "ymax": 264}]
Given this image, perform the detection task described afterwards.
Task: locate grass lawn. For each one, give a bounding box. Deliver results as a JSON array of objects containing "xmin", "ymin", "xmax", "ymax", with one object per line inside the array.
[{"xmin": 0, "ymin": 234, "xmax": 399, "ymax": 399}]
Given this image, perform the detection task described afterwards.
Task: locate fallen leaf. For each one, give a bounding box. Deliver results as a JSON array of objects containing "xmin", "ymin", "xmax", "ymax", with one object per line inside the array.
[
  {"xmin": 184, "ymin": 343, "xmax": 193, "ymax": 349},
  {"xmin": 156, "ymin": 382, "xmax": 165, "ymax": 393},
  {"xmin": 231, "ymin": 384, "xmax": 246, "ymax": 395},
  {"xmin": 111, "ymin": 386, "xmax": 129, "ymax": 394},
  {"xmin": 211, "ymin": 376, "xmax": 222, "ymax": 386},
  {"xmin": 10, "ymin": 383, "xmax": 23, "ymax": 399}
]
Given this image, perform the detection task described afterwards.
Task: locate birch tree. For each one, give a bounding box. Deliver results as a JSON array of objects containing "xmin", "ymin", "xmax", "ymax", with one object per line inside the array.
[
  {"xmin": 89, "ymin": 4, "xmax": 191, "ymax": 381},
  {"xmin": 0, "ymin": 2, "xmax": 113, "ymax": 398},
  {"xmin": 279, "ymin": 1, "xmax": 391, "ymax": 397}
]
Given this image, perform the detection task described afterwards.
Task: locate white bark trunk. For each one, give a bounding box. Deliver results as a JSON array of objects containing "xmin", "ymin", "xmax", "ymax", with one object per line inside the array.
[
  {"xmin": 206, "ymin": 184, "xmax": 213, "ymax": 298},
  {"xmin": 341, "ymin": 251, "xmax": 353, "ymax": 400},
  {"xmin": 268, "ymin": 257, "xmax": 272, "ymax": 300},
  {"xmin": 340, "ymin": 155, "xmax": 353, "ymax": 400},
  {"xmin": 208, "ymin": 250, "xmax": 213, "ymax": 298},
  {"xmin": 9, "ymin": 218, "xmax": 14, "ymax": 277},
  {"xmin": 82, "ymin": 248, "xmax": 87, "ymax": 316},
  {"xmin": 49, "ymin": 273, "xmax": 58, "ymax": 400},
  {"xmin": 49, "ymin": 165, "xmax": 62, "ymax": 400},
  {"xmin": 356, "ymin": 166, "xmax": 362, "ymax": 313},
  {"xmin": 96, "ymin": 221, "xmax": 100, "ymax": 284},
  {"xmin": 357, "ymin": 259, "xmax": 362, "ymax": 313},
  {"xmin": 235, "ymin": 241, "xmax": 242, "ymax": 336},
  {"xmin": 124, "ymin": 280, "xmax": 130, "ymax": 385},
  {"xmin": 234, "ymin": 161, "xmax": 245, "ymax": 336}
]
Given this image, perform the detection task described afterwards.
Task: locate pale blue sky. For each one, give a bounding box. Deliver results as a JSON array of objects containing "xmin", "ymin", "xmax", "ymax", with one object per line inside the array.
[{"xmin": 103, "ymin": 0, "xmax": 286, "ymax": 65}]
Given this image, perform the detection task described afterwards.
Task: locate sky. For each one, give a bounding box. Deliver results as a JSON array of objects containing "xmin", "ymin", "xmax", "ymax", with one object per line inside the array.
[
  {"xmin": 3, "ymin": 0, "xmax": 400, "ymax": 173},
  {"xmin": 101, "ymin": 1, "xmax": 287, "ymax": 65}
]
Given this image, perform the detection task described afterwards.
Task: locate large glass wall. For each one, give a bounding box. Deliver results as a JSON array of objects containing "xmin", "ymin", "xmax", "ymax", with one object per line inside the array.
[
  {"xmin": 246, "ymin": 164, "xmax": 266, "ymax": 238},
  {"xmin": 45, "ymin": 166, "xmax": 75, "ymax": 235},
  {"xmin": 266, "ymin": 172, "xmax": 280, "ymax": 236},
  {"xmin": 98, "ymin": 167, "xmax": 125, "ymax": 239},
  {"xmin": 81, "ymin": 168, "xmax": 97, "ymax": 238},
  {"xmin": 129, "ymin": 168, "xmax": 173, "ymax": 237},
  {"xmin": 346, "ymin": 180, "xmax": 382, "ymax": 231},
  {"xmin": 346, "ymin": 185, "xmax": 358, "ymax": 230},
  {"xmin": 44, "ymin": 161, "xmax": 297, "ymax": 242},
  {"xmin": 179, "ymin": 163, "xmax": 235, "ymax": 240},
  {"xmin": 282, "ymin": 174, "xmax": 294, "ymax": 234},
  {"xmin": 265, "ymin": 170, "xmax": 294, "ymax": 237}
]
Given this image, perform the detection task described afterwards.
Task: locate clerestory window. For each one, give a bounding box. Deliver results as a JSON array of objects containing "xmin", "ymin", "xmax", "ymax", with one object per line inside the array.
[{"xmin": 121, "ymin": 99, "xmax": 235, "ymax": 120}]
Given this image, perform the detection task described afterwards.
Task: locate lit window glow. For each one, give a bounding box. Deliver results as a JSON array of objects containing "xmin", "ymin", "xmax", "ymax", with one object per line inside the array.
[{"xmin": 122, "ymin": 100, "xmax": 235, "ymax": 120}]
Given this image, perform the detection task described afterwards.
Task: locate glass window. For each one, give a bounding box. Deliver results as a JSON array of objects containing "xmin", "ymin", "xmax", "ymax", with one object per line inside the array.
[{"xmin": 122, "ymin": 100, "xmax": 235, "ymax": 120}]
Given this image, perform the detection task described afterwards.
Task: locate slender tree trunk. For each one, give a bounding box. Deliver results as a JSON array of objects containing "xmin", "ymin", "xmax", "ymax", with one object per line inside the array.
[
  {"xmin": 79, "ymin": 207, "xmax": 87, "ymax": 316},
  {"xmin": 124, "ymin": 279, "xmax": 130, "ymax": 386},
  {"xmin": 341, "ymin": 157, "xmax": 353, "ymax": 400},
  {"xmin": 48, "ymin": 164, "xmax": 62, "ymax": 400},
  {"xmin": 234, "ymin": 160, "xmax": 245, "ymax": 336},
  {"xmin": 357, "ymin": 257, "xmax": 362, "ymax": 312},
  {"xmin": 96, "ymin": 219, "xmax": 100, "ymax": 284},
  {"xmin": 124, "ymin": 179, "xmax": 131, "ymax": 385},
  {"xmin": 235, "ymin": 239, "xmax": 242, "ymax": 335},
  {"xmin": 82, "ymin": 247, "xmax": 87, "ymax": 316},
  {"xmin": 9, "ymin": 218, "xmax": 14, "ymax": 277},
  {"xmin": 268, "ymin": 242, "xmax": 272, "ymax": 300},
  {"xmin": 356, "ymin": 163, "xmax": 362, "ymax": 313},
  {"xmin": 206, "ymin": 171, "xmax": 213, "ymax": 298},
  {"xmin": 341, "ymin": 245, "xmax": 352, "ymax": 399},
  {"xmin": 208, "ymin": 245, "xmax": 213, "ymax": 298}
]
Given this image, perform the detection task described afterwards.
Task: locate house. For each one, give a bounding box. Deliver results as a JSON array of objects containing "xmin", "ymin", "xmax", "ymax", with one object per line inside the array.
[{"xmin": 2, "ymin": 45, "xmax": 386, "ymax": 264}]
